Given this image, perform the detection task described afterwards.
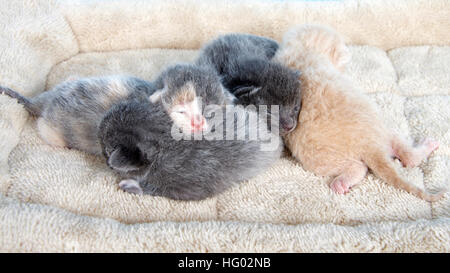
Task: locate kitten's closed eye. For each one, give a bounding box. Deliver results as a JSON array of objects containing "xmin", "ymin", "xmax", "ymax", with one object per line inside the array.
[{"xmin": 233, "ymin": 85, "xmax": 261, "ymax": 98}]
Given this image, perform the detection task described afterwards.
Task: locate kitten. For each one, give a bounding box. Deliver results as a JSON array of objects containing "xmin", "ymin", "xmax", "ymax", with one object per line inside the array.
[
  {"xmin": 99, "ymin": 65, "xmax": 282, "ymax": 200},
  {"xmin": 1, "ymin": 76, "xmax": 154, "ymax": 155},
  {"xmin": 277, "ymin": 24, "xmax": 445, "ymax": 202},
  {"xmin": 149, "ymin": 63, "xmax": 235, "ymax": 133},
  {"xmin": 196, "ymin": 33, "xmax": 302, "ymax": 134},
  {"xmin": 0, "ymin": 64, "xmax": 222, "ymax": 155}
]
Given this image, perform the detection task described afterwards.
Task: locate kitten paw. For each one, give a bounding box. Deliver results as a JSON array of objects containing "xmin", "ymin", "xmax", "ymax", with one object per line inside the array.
[
  {"xmin": 330, "ymin": 178, "xmax": 351, "ymax": 194},
  {"xmin": 119, "ymin": 179, "xmax": 143, "ymax": 195}
]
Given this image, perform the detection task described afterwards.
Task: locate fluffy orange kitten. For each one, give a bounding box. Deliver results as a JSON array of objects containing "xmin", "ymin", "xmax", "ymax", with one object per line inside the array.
[{"xmin": 276, "ymin": 24, "xmax": 445, "ymax": 202}]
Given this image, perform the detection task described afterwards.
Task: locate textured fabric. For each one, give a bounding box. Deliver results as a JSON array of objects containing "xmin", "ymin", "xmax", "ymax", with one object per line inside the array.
[{"xmin": 0, "ymin": 0, "xmax": 449, "ymax": 252}]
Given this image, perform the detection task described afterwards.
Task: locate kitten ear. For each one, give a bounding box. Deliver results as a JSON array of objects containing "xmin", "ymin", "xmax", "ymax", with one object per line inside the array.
[
  {"xmin": 247, "ymin": 87, "xmax": 261, "ymax": 98},
  {"xmin": 334, "ymin": 45, "xmax": 351, "ymax": 71},
  {"xmin": 149, "ymin": 89, "xmax": 164, "ymax": 103},
  {"xmin": 108, "ymin": 146, "xmax": 145, "ymax": 172}
]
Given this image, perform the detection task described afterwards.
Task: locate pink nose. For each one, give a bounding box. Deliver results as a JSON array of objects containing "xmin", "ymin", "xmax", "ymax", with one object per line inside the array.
[
  {"xmin": 191, "ymin": 115, "xmax": 205, "ymax": 129},
  {"xmin": 283, "ymin": 124, "xmax": 294, "ymax": 132}
]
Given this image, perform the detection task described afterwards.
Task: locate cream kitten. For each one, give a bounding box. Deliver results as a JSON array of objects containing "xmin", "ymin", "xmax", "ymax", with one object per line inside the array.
[{"xmin": 276, "ymin": 24, "xmax": 445, "ymax": 202}]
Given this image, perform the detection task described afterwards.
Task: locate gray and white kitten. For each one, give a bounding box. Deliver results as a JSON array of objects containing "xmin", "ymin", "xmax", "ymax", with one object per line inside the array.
[
  {"xmin": 99, "ymin": 65, "xmax": 282, "ymax": 200},
  {"xmin": 196, "ymin": 33, "xmax": 302, "ymax": 134},
  {"xmin": 0, "ymin": 64, "xmax": 224, "ymax": 155},
  {"xmin": 0, "ymin": 76, "xmax": 154, "ymax": 155}
]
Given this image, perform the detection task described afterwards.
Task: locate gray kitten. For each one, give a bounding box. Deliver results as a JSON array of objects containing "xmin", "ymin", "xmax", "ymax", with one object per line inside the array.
[
  {"xmin": 99, "ymin": 65, "xmax": 282, "ymax": 200},
  {"xmin": 0, "ymin": 64, "xmax": 223, "ymax": 155},
  {"xmin": 196, "ymin": 33, "xmax": 302, "ymax": 134},
  {"xmin": 0, "ymin": 76, "xmax": 154, "ymax": 155}
]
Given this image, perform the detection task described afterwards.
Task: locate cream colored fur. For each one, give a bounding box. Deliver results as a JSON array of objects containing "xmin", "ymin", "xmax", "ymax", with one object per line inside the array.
[
  {"xmin": 278, "ymin": 24, "xmax": 445, "ymax": 202},
  {"xmin": 0, "ymin": 0, "xmax": 449, "ymax": 252}
]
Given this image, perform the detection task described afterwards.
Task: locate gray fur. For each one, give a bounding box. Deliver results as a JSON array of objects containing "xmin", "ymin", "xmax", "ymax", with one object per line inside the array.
[
  {"xmin": 0, "ymin": 86, "xmax": 42, "ymax": 116},
  {"xmin": 1, "ymin": 76, "xmax": 156, "ymax": 155},
  {"xmin": 99, "ymin": 100, "xmax": 282, "ymax": 201},
  {"xmin": 0, "ymin": 64, "xmax": 233, "ymax": 157},
  {"xmin": 196, "ymin": 33, "xmax": 302, "ymax": 134},
  {"xmin": 99, "ymin": 64, "xmax": 282, "ymax": 200},
  {"xmin": 154, "ymin": 63, "xmax": 236, "ymax": 107}
]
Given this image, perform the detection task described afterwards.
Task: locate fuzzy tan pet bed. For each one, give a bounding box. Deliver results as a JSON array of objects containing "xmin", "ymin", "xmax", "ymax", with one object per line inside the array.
[{"xmin": 0, "ymin": 0, "xmax": 449, "ymax": 252}]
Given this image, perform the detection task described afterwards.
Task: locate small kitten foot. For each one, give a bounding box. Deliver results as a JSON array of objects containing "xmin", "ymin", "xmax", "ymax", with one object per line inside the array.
[
  {"xmin": 330, "ymin": 177, "xmax": 351, "ymax": 194},
  {"xmin": 396, "ymin": 138, "xmax": 440, "ymax": 168},
  {"xmin": 403, "ymin": 138, "xmax": 440, "ymax": 168},
  {"xmin": 119, "ymin": 179, "xmax": 143, "ymax": 195}
]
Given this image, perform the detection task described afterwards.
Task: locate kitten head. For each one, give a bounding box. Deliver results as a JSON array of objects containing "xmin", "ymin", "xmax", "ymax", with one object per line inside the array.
[
  {"xmin": 99, "ymin": 102, "xmax": 156, "ymax": 175},
  {"xmin": 224, "ymin": 58, "xmax": 302, "ymax": 135},
  {"xmin": 150, "ymin": 64, "xmax": 233, "ymax": 133},
  {"xmin": 281, "ymin": 24, "xmax": 350, "ymax": 71}
]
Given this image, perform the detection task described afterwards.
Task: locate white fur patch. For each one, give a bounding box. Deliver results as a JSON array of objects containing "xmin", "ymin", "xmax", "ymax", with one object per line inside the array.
[{"xmin": 36, "ymin": 118, "xmax": 66, "ymax": 147}]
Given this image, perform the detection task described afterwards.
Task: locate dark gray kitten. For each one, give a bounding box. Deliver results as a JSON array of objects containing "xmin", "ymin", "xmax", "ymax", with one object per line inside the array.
[
  {"xmin": 196, "ymin": 33, "xmax": 302, "ymax": 134},
  {"xmin": 0, "ymin": 76, "xmax": 154, "ymax": 155},
  {"xmin": 99, "ymin": 65, "xmax": 282, "ymax": 200}
]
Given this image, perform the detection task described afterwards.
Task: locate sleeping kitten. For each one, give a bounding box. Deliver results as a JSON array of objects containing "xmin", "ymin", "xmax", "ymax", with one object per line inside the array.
[
  {"xmin": 149, "ymin": 63, "xmax": 236, "ymax": 133},
  {"xmin": 0, "ymin": 76, "xmax": 154, "ymax": 155},
  {"xmin": 277, "ymin": 24, "xmax": 445, "ymax": 202},
  {"xmin": 196, "ymin": 33, "xmax": 302, "ymax": 134},
  {"xmin": 0, "ymin": 64, "xmax": 222, "ymax": 155},
  {"xmin": 99, "ymin": 64, "xmax": 282, "ymax": 200}
]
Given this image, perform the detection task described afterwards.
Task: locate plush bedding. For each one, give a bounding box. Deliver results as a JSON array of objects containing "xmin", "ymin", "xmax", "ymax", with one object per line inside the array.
[{"xmin": 0, "ymin": 0, "xmax": 449, "ymax": 252}]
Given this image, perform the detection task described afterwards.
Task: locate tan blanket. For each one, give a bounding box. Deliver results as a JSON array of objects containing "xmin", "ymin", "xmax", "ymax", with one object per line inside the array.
[{"xmin": 0, "ymin": 0, "xmax": 449, "ymax": 252}]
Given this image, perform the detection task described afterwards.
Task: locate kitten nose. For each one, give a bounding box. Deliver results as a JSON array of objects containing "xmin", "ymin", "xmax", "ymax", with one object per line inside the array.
[
  {"xmin": 282, "ymin": 118, "xmax": 295, "ymax": 132},
  {"xmin": 191, "ymin": 115, "xmax": 205, "ymax": 130},
  {"xmin": 283, "ymin": 124, "xmax": 293, "ymax": 131},
  {"xmin": 191, "ymin": 115, "xmax": 203, "ymax": 125}
]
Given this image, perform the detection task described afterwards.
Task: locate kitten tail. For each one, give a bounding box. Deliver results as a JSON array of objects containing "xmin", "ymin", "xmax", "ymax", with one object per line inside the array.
[{"xmin": 0, "ymin": 86, "xmax": 41, "ymax": 116}]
